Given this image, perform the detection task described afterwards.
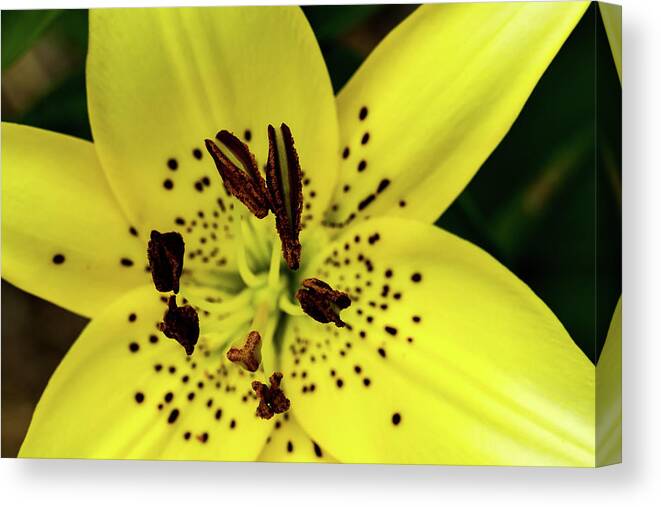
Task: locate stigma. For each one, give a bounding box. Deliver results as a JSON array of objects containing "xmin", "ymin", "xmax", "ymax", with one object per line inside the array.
[{"xmin": 226, "ymin": 331, "xmax": 262, "ymax": 372}]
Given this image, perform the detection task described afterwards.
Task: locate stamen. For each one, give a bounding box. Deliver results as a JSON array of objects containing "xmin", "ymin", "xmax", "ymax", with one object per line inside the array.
[
  {"xmin": 265, "ymin": 123, "xmax": 303, "ymax": 270},
  {"xmin": 147, "ymin": 230, "xmax": 185, "ymax": 293},
  {"xmin": 241, "ymin": 217, "xmax": 270, "ymax": 266},
  {"xmin": 218, "ymin": 195, "xmax": 262, "ymax": 288},
  {"xmin": 157, "ymin": 296, "xmax": 200, "ymax": 355},
  {"xmin": 295, "ymin": 278, "xmax": 351, "ymax": 327},
  {"xmin": 267, "ymin": 240, "xmax": 281, "ymax": 290},
  {"xmin": 235, "ymin": 222, "xmax": 262, "ymax": 288},
  {"xmin": 248, "ymin": 300, "xmax": 279, "ymax": 374},
  {"xmin": 182, "ymin": 287, "xmax": 253, "ymax": 315},
  {"xmin": 200, "ymin": 308, "xmax": 254, "ymax": 350},
  {"xmin": 252, "ymin": 372, "xmax": 291, "ymax": 420},
  {"xmin": 226, "ymin": 330, "xmax": 262, "ymax": 372},
  {"xmin": 205, "ymin": 131, "xmax": 270, "ymax": 219},
  {"xmin": 211, "ymin": 308, "xmax": 254, "ymax": 336},
  {"xmin": 278, "ymin": 294, "xmax": 304, "ymax": 317}
]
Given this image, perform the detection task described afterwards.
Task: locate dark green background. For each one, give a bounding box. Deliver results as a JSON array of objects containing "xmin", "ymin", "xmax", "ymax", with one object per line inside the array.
[{"xmin": 1, "ymin": 3, "xmax": 621, "ymax": 456}]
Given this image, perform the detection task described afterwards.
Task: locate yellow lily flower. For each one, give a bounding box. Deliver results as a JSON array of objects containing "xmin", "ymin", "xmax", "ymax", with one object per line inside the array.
[
  {"xmin": 596, "ymin": 3, "xmax": 621, "ymax": 467},
  {"xmin": 597, "ymin": 298, "xmax": 622, "ymax": 466},
  {"xmin": 599, "ymin": 2, "xmax": 622, "ymax": 83},
  {"xmin": 3, "ymin": 3, "xmax": 596, "ymax": 465}
]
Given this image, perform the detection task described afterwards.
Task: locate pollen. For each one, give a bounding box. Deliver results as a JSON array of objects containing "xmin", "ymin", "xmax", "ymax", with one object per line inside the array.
[
  {"xmin": 147, "ymin": 230, "xmax": 185, "ymax": 293},
  {"xmin": 252, "ymin": 372, "xmax": 291, "ymax": 420},
  {"xmin": 157, "ymin": 296, "xmax": 199, "ymax": 355},
  {"xmin": 204, "ymin": 130, "xmax": 270, "ymax": 219},
  {"xmin": 296, "ymin": 278, "xmax": 351, "ymax": 327},
  {"xmin": 265, "ymin": 123, "xmax": 304, "ymax": 270}
]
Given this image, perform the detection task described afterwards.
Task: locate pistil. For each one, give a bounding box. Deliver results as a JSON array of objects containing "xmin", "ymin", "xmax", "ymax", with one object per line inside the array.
[{"xmin": 226, "ymin": 330, "xmax": 262, "ymax": 372}]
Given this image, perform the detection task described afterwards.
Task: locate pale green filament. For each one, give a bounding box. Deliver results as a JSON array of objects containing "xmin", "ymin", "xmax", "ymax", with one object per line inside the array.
[
  {"xmin": 278, "ymin": 293, "xmax": 303, "ymax": 316},
  {"xmin": 243, "ymin": 217, "xmax": 271, "ymax": 266},
  {"xmin": 199, "ymin": 306, "xmax": 254, "ymax": 343},
  {"xmin": 249, "ymin": 299, "xmax": 279, "ymax": 376},
  {"xmin": 268, "ymin": 240, "xmax": 281, "ymax": 290},
  {"xmin": 240, "ymin": 218, "xmax": 265, "ymax": 266},
  {"xmin": 250, "ymin": 300, "xmax": 271, "ymax": 332},
  {"xmin": 235, "ymin": 220, "xmax": 261, "ymax": 288},
  {"xmin": 182, "ymin": 286, "xmax": 253, "ymax": 314}
]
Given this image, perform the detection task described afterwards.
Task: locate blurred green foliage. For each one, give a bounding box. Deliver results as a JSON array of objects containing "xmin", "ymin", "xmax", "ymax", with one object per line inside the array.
[
  {"xmin": 305, "ymin": 5, "xmax": 381, "ymax": 41},
  {"xmin": 1, "ymin": 10, "xmax": 60, "ymax": 70},
  {"xmin": 1, "ymin": 4, "xmax": 620, "ymax": 364},
  {"xmin": 2, "ymin": 10, "xmax": 90, "ymax": 139}
]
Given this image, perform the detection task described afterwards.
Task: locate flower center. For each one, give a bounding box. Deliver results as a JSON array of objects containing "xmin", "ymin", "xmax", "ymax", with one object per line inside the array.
[{"xmin": 146, "ymin": 123, "xmax": 352, "ymax": 420}]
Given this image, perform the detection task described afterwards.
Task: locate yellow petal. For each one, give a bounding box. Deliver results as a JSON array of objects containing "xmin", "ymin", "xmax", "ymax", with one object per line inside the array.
[
  {"xmin": 282, "ymin": 218, "xmax": 595, "ymax": 466},
  {"xmin": 87, "ymin": 6, "xmax": 338, "ymax": 238},
  {"xmin": 327, "ymin": 1, "xmax": 589, "ymax": 227},
  {"xmin": 1, "ymin": 123, "xmax": 148, "ymax": 317},
  {"xmin": 258, "ymin": 412, "xmax": 337, "ymax": 463},
  {"xmin": 20, "ymin": 285, "xmax": 273, "ymax": 460},
  {"xmin": 596, "ymin": 297, "xmax": 621, "ymax": 466},
  {"xmin": 599, "ymin": 3, "xmax": 622, "ymax": 83}
]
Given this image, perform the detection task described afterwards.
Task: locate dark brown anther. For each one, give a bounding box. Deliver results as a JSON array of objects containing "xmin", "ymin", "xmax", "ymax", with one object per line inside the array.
[
  {"xmin": 296, "ymin": 278, "xmax": 351, "ymax": 328},
  {"xmin": 251, "ymin": 372, "xmax": 290, "ymax": 420},
  {"xmin": 157, "ymin": 296, "xmax": 199, "ymax": 355},
  {"xmin": 226, "ymin": 330, "xmax": 262, "ymax": 372},
  {"xmin": 147, "ymin": 230, "xmax": 185, "ymax": 293},
  {"xmin": 205, "ymin": 130, "xmax": 270, "ymax": 219},
  {"xmin": 265, "ymin": 123, "xmax": 303, "ymax": 270}
]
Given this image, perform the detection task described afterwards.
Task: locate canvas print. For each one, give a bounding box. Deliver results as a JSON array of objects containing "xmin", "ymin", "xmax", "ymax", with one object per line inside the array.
[{"xmin": 1, "ymin": 1, "xmax": 621, "ymax": 466}]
